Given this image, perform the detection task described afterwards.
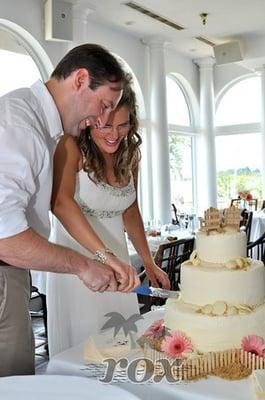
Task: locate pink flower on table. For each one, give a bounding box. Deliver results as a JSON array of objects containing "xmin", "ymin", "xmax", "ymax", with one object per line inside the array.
[
  {"xmin": 238, "ymin": 191, "xmax": 253, "ymax": 200},
  {"xmin": 241, "ymin": 335, "xmax": 265, "ymax": 357},
  {"xmin": 143, "ymin": 319, "xmax": 164, "ymax": 338},
  {"xmin": 161, "ymin": 331, "xmax": 193, "ymax": 358}
]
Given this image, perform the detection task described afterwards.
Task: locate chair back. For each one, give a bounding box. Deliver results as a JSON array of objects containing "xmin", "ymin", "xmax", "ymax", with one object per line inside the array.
[
  {"xmin": 231, "ymin": 198, "xmax": 257, "ymax": 211},
  {"xmin": 240, "ymin": 209, "xmax": 253, "ymax": 244},
  {"xmin": 248, "ymin": 199, "xmax": 258, "ymax": 211},
  {"xmin": 247, "ymin": 231, "xmax": 265, "ymax": 263},
  {"xmin": 29, "ymin": 272, "xmax": 48, "ymax": 340},
  {"xmin": 171, "ymin": 203, "xmax": 179, "ymax": 225},
  {"xmin": 230, "ymin": 198, "xmax": 241, "ymax": 208},
  {"xmin": 154, "ymin": 237, "xmax": 195, "ymax": 290}
]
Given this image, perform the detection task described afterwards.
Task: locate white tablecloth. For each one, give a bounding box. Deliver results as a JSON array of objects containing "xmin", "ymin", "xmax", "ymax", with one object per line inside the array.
[
  {"xmin": 31, "ymin": 270, "xmax": 47, "ymax": 294},
  {"xmin": 0, "ymin": 375, "xmax": 140, "ymax": 400},
  {"xmin": 128, "ymin": 229, "xmax": 193, "ymax": 272},
  {"xmin": 251, "ymin": 211, "xmax": 265, "ymax": 242},
  {"xmin": 46, "ymin": 310, "xmax": 257, "ymax": 400}
]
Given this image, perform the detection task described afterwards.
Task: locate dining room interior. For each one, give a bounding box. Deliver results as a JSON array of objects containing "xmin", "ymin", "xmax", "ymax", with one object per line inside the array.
[{"xmin": 2, "ymin": 1, "xmax": 265, "ymax": 399}]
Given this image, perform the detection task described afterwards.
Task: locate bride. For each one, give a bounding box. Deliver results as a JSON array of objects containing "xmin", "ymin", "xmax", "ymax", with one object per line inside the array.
[{"xmin": 47, "ymin": 79, "xmax": 170, "ymax": 357}]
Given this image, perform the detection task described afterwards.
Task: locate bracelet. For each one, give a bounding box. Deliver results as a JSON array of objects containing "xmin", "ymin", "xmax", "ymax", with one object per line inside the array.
[{"xmin": 94, "ymin": 248, "xmax": 115, "ymax": 264}]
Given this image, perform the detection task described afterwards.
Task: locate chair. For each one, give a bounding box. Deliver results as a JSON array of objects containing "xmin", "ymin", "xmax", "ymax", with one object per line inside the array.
[
  {"xmin": 171, "ymin": 203, "xmax": 179, "ymax": 225},
  {"xmin": 136, "ymin": 267, "xmax": 153, "ymax": 314},
  {"xmin": 29, "ymin": 273, "xmax": 48, "ymax": 354},
  {"xmin": 240, "ymin": 209, "xmax": 253, "ymax": 244},
  {"xmin": 247, "ymin": 198, "xmax": 258, "ymax": 211},
  {"xmin": 247, "ymin": 231, "xmax": 265, "ymax": 263},
  {"xmin": 261, "ymin": 200, "xmax": 265, "ymax": 210},
  {"xmin": 231, "ymin": 198, "xmax": 258, "ymax": 212},
  {"xmin": 154, "ymin": 237, "xmax": 195, "ymax": 291},
  {"xmin": 136, "ymin": 237, "xmax": 195, "ymax": 313},
  {"xmin": 230, "ymin": 198, "xmax": 242, "ymax": 208}
]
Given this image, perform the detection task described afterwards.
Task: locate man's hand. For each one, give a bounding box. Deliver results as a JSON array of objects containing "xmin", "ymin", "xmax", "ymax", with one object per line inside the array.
[{"xmin": 77, "ymin": 260, "xmax": 118, "ymax": 292}]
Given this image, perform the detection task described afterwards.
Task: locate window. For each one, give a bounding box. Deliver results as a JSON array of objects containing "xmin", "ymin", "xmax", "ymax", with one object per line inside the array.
[
  {"xmin": 166, "ymin": 76, "xmax": 190, "ymax": 126},
  {"xmin": 169, "ymin": 134, "xmax": 193, "ymax": 212},
  {"xmin": 166, "ymin": 76, "xmax": 194, "ymax": 213},
  {"xmin": 216, "ymin": 76, "xmax": 261, "ymax": 126},
  {"xmin": 216, "ymin": 76, "xmax": 262, "ymax": 209},
  {"xmin": 0, "ymin": 47, "xmax": 41, "ymax": 95},
  {"xmin": 216, "ymin": 133, "xmax": 262, "ymax": 209}
]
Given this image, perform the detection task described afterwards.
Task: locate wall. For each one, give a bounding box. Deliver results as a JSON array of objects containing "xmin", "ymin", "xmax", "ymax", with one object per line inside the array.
[
  {"xmin": 0, "ymin": 0, "xmax": 69, "ymax": 67},
  {"xmin": 0, "ymin": 0, "xmax": 200, "ymax": 107},
  {"xmin": 166, "ymin": 47, "xmax": 199, "ymax": 106},
  {"xmin": 214, "ymin": 63, "xmax": 253, "ymax": 100}
]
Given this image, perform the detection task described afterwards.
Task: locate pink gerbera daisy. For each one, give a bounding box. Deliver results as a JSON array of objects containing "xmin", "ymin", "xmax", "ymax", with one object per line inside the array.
[
  {"xmin": 241, "ymin": 335, "xmax": 265, "ymax": 357},
  {"xmin": 143, "ymin": 319, "xmax": 164, "ymax": 338},
  {"xmin": 161, "ymin": 331, "xmax": 193, "ymax": 358}
]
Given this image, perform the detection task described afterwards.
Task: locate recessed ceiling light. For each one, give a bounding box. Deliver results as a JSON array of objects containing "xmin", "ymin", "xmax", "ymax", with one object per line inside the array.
[
  {"xmin": 125, "ymin": 20, "xmax": 135, "ymax": 25},
  {"xmin": 189, "ymin": 48, "xmax": 197, "ymax": 52}
]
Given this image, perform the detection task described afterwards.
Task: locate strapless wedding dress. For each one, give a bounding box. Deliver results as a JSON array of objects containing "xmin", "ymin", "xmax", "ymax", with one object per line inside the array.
[{"xmin": 47, "ymin": 170, "xmax": 140, "ymax": 357}]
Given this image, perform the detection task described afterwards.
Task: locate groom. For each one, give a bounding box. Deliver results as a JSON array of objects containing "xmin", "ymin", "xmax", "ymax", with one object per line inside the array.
[{"xmin": 0, "ymin": 43, "xmax": 140, "ymax": 376}]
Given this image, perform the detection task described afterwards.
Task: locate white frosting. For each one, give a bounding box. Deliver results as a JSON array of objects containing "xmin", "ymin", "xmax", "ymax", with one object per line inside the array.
[
  {"xmin": 196, "ymin": 230, "xmax": 246, "ymax": 263},
  {"xmin": 181, "ymin": 260, "xmax": 265, "ymax": 307},
  {"xmin": 165, "ymin": 299, "xmax": 265, "ymax": 353},
  {"xmin": 164, "ymin": 227, "xmax": 265, "ymax": 354}
]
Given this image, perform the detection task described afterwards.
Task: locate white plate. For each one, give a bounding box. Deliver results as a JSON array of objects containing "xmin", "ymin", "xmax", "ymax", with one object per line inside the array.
[{"xmin": 0, "ymin": 375, "xmax": 140, "ymax": 400}]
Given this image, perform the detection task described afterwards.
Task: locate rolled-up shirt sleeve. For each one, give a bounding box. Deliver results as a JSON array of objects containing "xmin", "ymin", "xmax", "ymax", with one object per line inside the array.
[{"xmin": 0, "ymin": 123, "xmax": 41, "ymax": 239}]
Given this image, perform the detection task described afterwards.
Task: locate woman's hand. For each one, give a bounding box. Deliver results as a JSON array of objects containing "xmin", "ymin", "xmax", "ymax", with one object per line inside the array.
[
  {"xmin": 145, "ymin": 263, "xmax": 170, "ymax": 289},
  {"xmin": 106, "ymin": 253, "xmax": 140, "ymax": 292}
]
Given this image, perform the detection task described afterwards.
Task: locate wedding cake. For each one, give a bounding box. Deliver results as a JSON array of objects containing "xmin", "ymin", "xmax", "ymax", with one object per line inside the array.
[{"xmin": 164, "ymin": 207, "xmax": 265, "ymax": 353}]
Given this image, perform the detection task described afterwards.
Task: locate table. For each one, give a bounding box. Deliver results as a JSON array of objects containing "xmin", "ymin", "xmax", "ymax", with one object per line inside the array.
[
  {"xmin": 251, "ymin": 211, "xmax": 265, "ymax": 242},
  {"xmin": 128, "ymin": 228, "xmax": 193, "ymax": 272},
  {"xmin": 0, "ymin": 375, "xmax": 140, "ymax": 400},
  {"xmin": 46, "ymin": 310, "xmax": 257, "ymax": 400}
]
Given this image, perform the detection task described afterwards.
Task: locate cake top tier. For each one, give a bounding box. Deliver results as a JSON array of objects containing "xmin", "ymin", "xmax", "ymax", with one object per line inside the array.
[
  {"xmin": 196, "ymin": 229, "xmax": 247, "ymax": 264},
  {"xmin": 199, "ymin": 206, "xmax": 241, "ymax": 235}
]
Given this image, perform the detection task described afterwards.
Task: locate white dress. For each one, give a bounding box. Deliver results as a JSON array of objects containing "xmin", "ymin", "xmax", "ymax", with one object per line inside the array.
[{"xmin": 47, "ymin": 170, "xmax": 140, "ymax": 357}]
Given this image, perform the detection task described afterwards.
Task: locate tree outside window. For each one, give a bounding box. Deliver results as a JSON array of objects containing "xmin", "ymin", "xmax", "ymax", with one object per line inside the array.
[
  {"xmin": 166, "ymin": 76, "xmax": 194, "ymax": 214},
  {"xmin": 216, "ymin": 76, "xmax": 262, "ymax": 209}
]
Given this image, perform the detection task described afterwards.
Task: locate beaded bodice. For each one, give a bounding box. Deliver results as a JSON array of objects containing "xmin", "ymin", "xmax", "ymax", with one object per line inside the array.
[{"xmin": 74, "ymin": 171, "xmax": 136, "ymax": 219}]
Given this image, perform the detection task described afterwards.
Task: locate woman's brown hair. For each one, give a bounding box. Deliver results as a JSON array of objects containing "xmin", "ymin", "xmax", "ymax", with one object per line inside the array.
[{"xmin": 77, "ymin": 76, "xmax": 142, "ymax": 185}]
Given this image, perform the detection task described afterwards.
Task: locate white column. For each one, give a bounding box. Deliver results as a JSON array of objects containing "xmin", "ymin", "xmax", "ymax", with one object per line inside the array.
[
  {"xmin": 195, "ymin": 57, "xmax": 217, "ymax": 210},
  {"xmin": 139, "ymin": 46, "xmax": 154, "ymax": 221},
  {"xmin": 256, "ymin": 67, "xmax": 265, "ymax": 198},
  {"xmin": 72, "ymin": 1, "xmax": 94, "ymax": 42},
  {"xmin": 147, "ymin": 38, "xmax": 171, "ymax": 224}
]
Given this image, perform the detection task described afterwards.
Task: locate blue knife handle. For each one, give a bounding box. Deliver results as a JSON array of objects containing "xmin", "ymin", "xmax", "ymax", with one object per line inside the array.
[{"xmin": 133, "ymin": 286, "xmax": 152, "ymax": 296}]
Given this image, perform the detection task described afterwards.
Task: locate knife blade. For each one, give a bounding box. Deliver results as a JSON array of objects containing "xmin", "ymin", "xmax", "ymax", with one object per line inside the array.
[{"xmin": 133, "ymin": 286, "xmax": 179, "ymax": 299}]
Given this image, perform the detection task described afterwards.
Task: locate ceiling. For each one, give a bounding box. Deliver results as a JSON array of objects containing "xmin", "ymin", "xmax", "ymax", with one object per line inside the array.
[{"xmin": 73, "ymin": 0, "xmax": 265, "ymax": 62}]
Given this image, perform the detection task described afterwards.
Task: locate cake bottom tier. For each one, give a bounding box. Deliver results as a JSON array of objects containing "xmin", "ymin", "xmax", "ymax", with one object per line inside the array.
[{"xmin": 164, "ymin": 299, "xmax": 265, "ymax": 353}]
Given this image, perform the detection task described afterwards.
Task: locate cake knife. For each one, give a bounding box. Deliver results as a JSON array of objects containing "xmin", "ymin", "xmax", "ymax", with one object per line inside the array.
[{"xmin": 133, "ymin": 286, "xmax": 179, "ymax": 299}]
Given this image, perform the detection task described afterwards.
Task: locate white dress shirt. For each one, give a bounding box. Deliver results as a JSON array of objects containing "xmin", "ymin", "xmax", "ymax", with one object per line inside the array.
[{"xmin": 0, "ymin": 80, "xmax": 62, "ymax": 240}]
